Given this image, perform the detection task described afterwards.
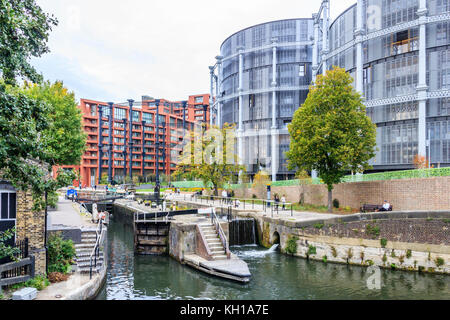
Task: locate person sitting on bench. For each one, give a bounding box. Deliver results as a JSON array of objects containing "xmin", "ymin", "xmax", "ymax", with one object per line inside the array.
[{"xmin": 377, "ymin": 200, "xmax": 391, "ymax": 212}]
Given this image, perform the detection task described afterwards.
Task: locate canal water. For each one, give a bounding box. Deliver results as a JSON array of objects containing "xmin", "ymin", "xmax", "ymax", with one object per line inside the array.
[{"xmin": 96, "ymin": 218, "xmax": 450, "ymax": 300}]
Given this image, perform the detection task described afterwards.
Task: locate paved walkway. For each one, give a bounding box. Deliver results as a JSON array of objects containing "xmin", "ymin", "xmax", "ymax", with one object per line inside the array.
[
  {"xmin": 166, "ymin": 193, "xmax": 343, "ymax": 222},
  {"xmin": 36, "ymin": 196, "xmax": 98, "ymax": 300},
  {"xmin": 47, "ymin": 196, "xmax": 95, "ymax": 229}
]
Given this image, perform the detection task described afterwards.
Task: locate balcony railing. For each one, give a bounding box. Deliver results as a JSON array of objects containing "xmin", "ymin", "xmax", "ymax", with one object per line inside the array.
[{"xmin": 391, "ymin": 37, "xmax": 418, "ymax": 55}]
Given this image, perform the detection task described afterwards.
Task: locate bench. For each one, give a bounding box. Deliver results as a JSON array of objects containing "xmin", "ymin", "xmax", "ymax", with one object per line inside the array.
[{"xmin": 360, "ymin": 204, "xmax": 393, "ymax": 213}]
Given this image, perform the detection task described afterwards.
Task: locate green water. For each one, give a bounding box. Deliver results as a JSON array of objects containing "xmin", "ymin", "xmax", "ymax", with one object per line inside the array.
[{"xmin": 96, "ymin": 219, "xmax": 450, "ymax": 300}]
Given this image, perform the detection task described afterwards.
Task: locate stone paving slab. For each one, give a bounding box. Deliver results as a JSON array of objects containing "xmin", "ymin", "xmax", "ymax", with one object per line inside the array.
[{"xmin": 48, "ymin": 196, "xmax": 96, "ymax": 229}]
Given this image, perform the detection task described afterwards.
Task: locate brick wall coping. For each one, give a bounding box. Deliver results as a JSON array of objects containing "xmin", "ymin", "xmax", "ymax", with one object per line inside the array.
[{"xmin": 261, "ymin": 211, "xmax": 450, "ymax": 229}]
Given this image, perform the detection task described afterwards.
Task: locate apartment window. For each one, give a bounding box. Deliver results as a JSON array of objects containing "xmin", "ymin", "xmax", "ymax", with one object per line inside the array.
[
  {"xmin": 88, "ymin": 104, "xmax": 97, "ymax": 116},
  {"xmin": 114, "ymin": 108, "xmax": 126, "ymax": 120},
  {"xmin": 299, "ymin": 64, "xmax": 306, "ymax": 77},
  {"xmin": 143, "ymin": 112, "xmax": 153, "ymax": 123},
  {"xmin": 132, "ymin": 111, "xmax": 141, "ymax": 122},
  {"xmin": 194, "ymin": 96, "xmax": 204, "ymax": 103}
]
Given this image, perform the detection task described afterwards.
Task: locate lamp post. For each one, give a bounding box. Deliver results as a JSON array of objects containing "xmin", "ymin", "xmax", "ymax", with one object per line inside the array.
[
  {"xmin": 203, "ymin": 104, "xmax": 208, "ymax": 127},
  {"xmin": 155, "ymin": 99, "xmax": 161, "ymax": 202},
  {"xmin": 182, "ymin": 100, "xmax": 187, "ymax": 137},
  {"xmin": 128, "ymin": 99, "xmax": 134, "ymax": 181},
  {"xmin": 142, "ymin": 120, "xmax": 146, "ymax": 179},
  {"xmin": 122, "ymin": 118, "xmax": 127, "ymax": 183},
  {"xmin": 107, "ymin": 102, "xmax": 114, "ymax": 184},
  {"xmin": 97, "ymin": 105, "xmax": 104, "ymax": 185}
]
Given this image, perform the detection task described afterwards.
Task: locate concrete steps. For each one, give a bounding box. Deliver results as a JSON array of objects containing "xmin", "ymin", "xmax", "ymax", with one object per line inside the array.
[
  {"xmin": 75, "ymin": 229, "xmax": 104, "ymax": 274},
  {"xmin": 199, "ymin": 224, "xmax": 228, "ymax": 261}
]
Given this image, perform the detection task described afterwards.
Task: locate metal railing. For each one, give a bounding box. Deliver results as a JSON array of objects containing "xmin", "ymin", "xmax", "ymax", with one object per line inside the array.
[
  {"xmin": 0, "ymin": 238, "xmax": 34, "ymax": 295},
  {"xmin": 210, "ymin": 208, "xmax": 231, "ymax": 259},
  {"xmin": 182, "ymin": 193, "xmax": 294, "ymax": 217},
  {"xmin": 89, "ymin": 218, "xmax": 106, "ymax": 279}
]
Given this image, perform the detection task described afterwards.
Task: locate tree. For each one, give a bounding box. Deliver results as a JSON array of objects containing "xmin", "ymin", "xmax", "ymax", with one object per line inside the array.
[
  {"xmin": 0, "ymin": 0, "xmax": 69, "ymax": 208},
  {"xmin": 287, "ymin": 67, "xmax": 377, "ymax": 212},
  {"xmin": 174, "ymin": 123, "xmax": 245, "ymax": 196},
  {"xmin": 252, "ymin": 170, "xmax": 270, "ymax": 199},
  {"xmin": 413, "ymin": 154, "xmax": 432, "ymax": 169},
  {"xmin": 0, "ymin": 0, "xmax": 57, "ymax": 84},
  {"xmin": 20, "ymin": 81, "xmax": 87, "ymax": 166}
]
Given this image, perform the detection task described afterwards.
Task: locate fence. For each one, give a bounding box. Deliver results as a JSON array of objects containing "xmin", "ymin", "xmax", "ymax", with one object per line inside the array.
[
  {"xmin": 0, "ymin": 238, "xmax": 35, "ymax": 294},
  {"xmin": 187, "ymin": 194, "xmax": 294, "ymax": 218}
]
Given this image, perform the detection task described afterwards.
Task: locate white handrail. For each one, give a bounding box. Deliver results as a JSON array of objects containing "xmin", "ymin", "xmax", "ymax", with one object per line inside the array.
[
  {"xmin": 210, "ymin": 208, "xmax": 230, "ymax": 259},
  {"xmin": 89, "ymin": 218, "xmax": 105, "ymax": 279}
]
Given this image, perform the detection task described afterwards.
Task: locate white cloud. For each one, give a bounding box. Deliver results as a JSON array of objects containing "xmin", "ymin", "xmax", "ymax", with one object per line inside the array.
[{"xmin": 33, "ymin": 0, "xmax": 356, "ymax": 102}]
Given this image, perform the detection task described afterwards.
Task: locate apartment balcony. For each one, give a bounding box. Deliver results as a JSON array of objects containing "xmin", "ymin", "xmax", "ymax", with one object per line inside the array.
[{"xmin": 390, "ymin": 37, "xmax": 418, "ymax": 56}]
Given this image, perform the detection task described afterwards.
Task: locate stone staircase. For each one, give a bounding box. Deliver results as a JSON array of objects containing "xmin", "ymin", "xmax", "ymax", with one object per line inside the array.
[
  {"xmin": 199, "ymin": 224, "xmax": 228, "ymax": 261},
  {"xmin": 74, "ymin": 229, "xmax": 104, "ymax": 274}
]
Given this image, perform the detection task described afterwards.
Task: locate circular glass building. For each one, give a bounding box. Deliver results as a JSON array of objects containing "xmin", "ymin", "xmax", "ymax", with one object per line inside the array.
[
  {"xmin": 326, "ymin": 0, "xmax": 450, "ymax": 171},
  {"xmin": 217, "ymin": 19, "xmax": 315, "ymax": 180},
  {"xmin": 212, "ymin": 0, "xmax": 450, "ymax": 181}
]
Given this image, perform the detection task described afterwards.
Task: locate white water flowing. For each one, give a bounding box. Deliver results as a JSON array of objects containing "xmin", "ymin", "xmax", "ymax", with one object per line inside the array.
[{"xmin": 235, "ymin": 244, "xmax": 279, "ymax": 259}]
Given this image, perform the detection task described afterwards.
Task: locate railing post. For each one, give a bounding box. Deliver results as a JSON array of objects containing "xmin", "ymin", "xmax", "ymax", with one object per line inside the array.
[
  {"xmin": 30, "ymin": 255, "xmax": 35, "ymax": 278},
  {"xmin": 291, "ymin": 204, "xmax": 293, "ymax": 217}
]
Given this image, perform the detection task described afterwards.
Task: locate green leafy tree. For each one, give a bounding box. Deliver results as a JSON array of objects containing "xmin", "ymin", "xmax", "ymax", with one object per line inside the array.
[
  {"xmin": 20, "ymin": 81, "xmax": 87, "ymax": 166},
  {"xmin": 0, "ymin": 0, "xmax": 58, "ymax": 84},
  {"xmin": 0, "ymin": 0, "xmax": 71, "ymax": 209},
  {"xmin": 174, "ymin": 123, "xmax": 245, "ymax": 196},
  {"xmin": 287, "ymin": 67, "xmax": 377, "ymax": 212}
]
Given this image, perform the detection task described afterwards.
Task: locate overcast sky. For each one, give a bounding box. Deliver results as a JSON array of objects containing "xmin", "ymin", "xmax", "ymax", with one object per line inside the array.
[{"xmin": 32, "ymin": 0, "xmax": 356, "ymax": 104}]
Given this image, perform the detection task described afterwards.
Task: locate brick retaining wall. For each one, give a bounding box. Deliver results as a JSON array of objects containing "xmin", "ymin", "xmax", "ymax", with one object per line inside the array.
[{"xmin": 235, "ymin": 176, "xmax": 450, "ymax": 211}]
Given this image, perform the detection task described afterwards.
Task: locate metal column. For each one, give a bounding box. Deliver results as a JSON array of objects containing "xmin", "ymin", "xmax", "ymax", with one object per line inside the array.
[
  {"xmin": 128, "ymin": 99, "xmax": 134, "ymax": 180},
  {"xmin": 417, "ymin": 0, "xmax": 429, "ymax": 158},
  {"xmin": 271, "ymin": 39, "xmax": 278, "ymax": 182},
  {"xmin": 107, "ymin": 102, "xmax": 114, "ymax": 184},
  {"xmin": 97, "ymin": 105, "xmax": 104, "ymax": 185}
]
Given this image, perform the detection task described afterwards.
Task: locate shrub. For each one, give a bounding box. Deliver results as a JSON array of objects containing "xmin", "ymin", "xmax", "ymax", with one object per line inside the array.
[
  {"xmin": 380, "ymin": 238, "xmax": 387, "ymax": 248},
  {"xmin": 47, "ymin": 233, "xmax": 76, "ymax": 274},
  {"xmin": 308, "ymin": 245, "xmax": 317, "ymax": 255},
  {"xmin": 347, "ymin": 248, "xmax": 353, "ymax": 261},
  {"xmin": 285, "ymin": 236, "xmax": 298, "ymax": 255},
  {"xmin": 406, "ymin": 249, "xmax": 412, "ymax": 258},
  {"xmin": 331, "ymin": 246, "xmax": 338, "ymax": 258},
  {"xmin": 435, "ymin": 257, "xmax": 445, "ymax": 267},
  {"xmin": 332, "ymin": 199, "xmax": 340, "ymax": 209},
  {"xmin": 24, "ymin": 276, "xmax": 50, "ymax": 290},
  {"xmin": 48, "ymin": 272, "xmax": 70, "ymax": 283},
  {"xmin": 0, "ymin": 227, "xmax": 20, "ymax": 261},
  {"xmin": 322, "ymin": 255, "xmax": 328, "ymax": 263},
  {"xmin": 366, "ymin": 224, "xmax": 380, "ymax": 239},
  {"xmin": 314, "ymin": 223, "xmax": 324, "ymax": 229}
]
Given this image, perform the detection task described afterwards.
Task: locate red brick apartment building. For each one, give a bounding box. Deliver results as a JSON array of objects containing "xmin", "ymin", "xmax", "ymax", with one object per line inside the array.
[{"xmin": 56, "ymin": 94, "xmax": 210, "ymax": 187}]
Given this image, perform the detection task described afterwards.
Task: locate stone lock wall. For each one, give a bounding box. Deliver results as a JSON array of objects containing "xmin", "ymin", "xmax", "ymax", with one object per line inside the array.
[
  {"xmin": 15, "ymin": 190, "xmax": 46, "ymax": 276},
  {"xmin": 253, "ymin": 212, "xmax": 450, "ymax": 274}
]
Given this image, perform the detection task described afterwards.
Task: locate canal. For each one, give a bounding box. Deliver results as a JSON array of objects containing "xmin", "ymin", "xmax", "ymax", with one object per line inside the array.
[{"xmin": 95, "ymin": 217, "xmax": 450, "ymax": 300}]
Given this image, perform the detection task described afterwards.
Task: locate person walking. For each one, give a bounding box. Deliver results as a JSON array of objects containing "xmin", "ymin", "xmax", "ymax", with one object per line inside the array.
[
  {"xmin": 221, "ymin": 189, "xmax": 227, "ymax": 204},
  {"xmin": 274, "ymin": 194, "xmax": 280, "ymax": 211},
  {"xmin": 281, "ymin": 195, "xmax": 286, "ymax": 210}
]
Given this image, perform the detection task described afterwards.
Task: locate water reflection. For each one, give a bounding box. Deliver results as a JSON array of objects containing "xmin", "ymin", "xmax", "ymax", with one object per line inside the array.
[{"xmin": 96, "ymin": 220, "xmax": 450, "ymax": 300}]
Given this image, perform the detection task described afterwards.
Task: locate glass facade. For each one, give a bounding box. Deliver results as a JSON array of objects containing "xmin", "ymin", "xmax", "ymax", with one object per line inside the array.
[
  {"xmin": 216, "ymin": 1, "xmax": 450, "ymax": 175},
  {"xmin": 219, "ymin": 19, "xmax": 313, "ymax": 178},
  {"xmin": 326, "ymin": 0, "xmax": 450, "ymax": 169}
]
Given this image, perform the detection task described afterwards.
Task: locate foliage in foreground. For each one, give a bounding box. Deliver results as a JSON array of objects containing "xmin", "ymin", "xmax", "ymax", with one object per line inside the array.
[
  {"xmin": 0, "ymin": 227, "xmax": 20, "ymax": 261},
  {"xmin": 47, "ymin": 233, "xmax": 76, "ymax": 274}
]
